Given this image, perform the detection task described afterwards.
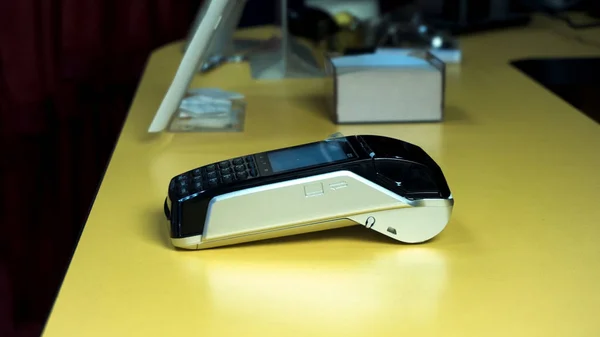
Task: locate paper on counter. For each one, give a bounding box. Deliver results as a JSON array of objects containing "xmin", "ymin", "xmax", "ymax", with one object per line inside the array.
[
  {"xmin": 179, "ymin": 100, "xmax": 233, "ymax": 117},
  {"xmin": 178, "ymin": 88, "xmax": 242, "ymax": 118},
  {"xmin": 187, "ymin": 87, "xmax": 245, "ymax": 100}
]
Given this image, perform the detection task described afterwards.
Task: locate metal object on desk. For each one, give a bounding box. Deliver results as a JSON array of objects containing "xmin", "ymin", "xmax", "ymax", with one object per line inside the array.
[
  {"xmin": 373, "ymin": 4, "xmax": 462, "ymax": 63},
  {"xmin": 416, "ymin": 0, "xmax": 532, "ymax": 34}
]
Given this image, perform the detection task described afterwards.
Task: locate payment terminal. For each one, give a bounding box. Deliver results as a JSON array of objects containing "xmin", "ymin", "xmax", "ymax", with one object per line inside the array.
[{"xmin": 164, "ymin": 134, "xmax": 454, "ymax": 249}]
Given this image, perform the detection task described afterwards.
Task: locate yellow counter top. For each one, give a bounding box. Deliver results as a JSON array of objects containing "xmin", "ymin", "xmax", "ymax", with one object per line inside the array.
[{"xmin": 43, "ymin": 16, "xmax": 600, "ymax": 337}]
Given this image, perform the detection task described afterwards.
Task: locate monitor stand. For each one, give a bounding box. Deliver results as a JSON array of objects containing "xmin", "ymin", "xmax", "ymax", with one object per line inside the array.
[
  {"xmin": 244, "ymin": 33, "xmax": 324, "ymax": 80},
  {"xmin": 195, "ymin": 0, "xmax": 324, "ymax": 80}
]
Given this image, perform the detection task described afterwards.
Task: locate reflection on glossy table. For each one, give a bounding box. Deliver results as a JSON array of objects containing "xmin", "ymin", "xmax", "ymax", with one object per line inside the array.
[{"xmin": 42, "ymin": 16, "xmax": 600, "ymax": 337}]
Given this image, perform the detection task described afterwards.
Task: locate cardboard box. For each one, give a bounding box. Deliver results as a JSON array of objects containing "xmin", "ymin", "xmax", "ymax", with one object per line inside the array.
[{"xmin": 324, "ymin": 50, "xmax": 445, "ymax": 124}]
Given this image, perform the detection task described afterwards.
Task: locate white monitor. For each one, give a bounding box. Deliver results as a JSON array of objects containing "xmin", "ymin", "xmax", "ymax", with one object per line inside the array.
[{"xmin": 183, "ymin": 0, "xmax": 249, "ymax": 71}]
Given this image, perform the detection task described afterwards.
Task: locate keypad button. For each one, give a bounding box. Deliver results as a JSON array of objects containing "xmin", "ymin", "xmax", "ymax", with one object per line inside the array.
[
  {"xmin": 207, "ymin": 171, "xmax": 217, "ymax": 179},
  {"xmin": 205, "ymin": 164, "xmax": 216, "ymax": 172},
  {"xmin": 208, "ymin": 178, "xmax": 219, "ymax": 187},
  {"xmin": 192, "ymin": 168, "xmax": 202, "ymax": 176},
  {"xmin": 248, "ymin": 169, "xmax": 257, "ymax": 177},
  {"xmin": 177, "ymin": 175, "xmax": 188, "ymax": 181},
  {"xmin": 245, "ymin": 156, "xmax": 254, "ymax": 162},
  {"xmin": 192, "ymin": 181, "xmax": 203, "ymax": 190},
  {"xmin": 233, "ymin": 158, "xmax": 244, "ymax": 165},
  {"xmin": 179, "ymin": 187, "xmax": 189, "ymax": 195},
  {"xmin": 178, "ymin": 180, "xmax": 188, "ymax": 187},
  {"xmin": 192, "ymin": 176, "xmax": 202, "ymax": 183},
  {"xmin": 234, "ymin": 165, "xmax": 246, "ymax": 172},
  {"xmin": 222, "ymin": 174, "xmax": 233, "ymax": 183},
  {"xmin": 218, "ymin": 161, "xmax": 230, "ymax": 168},
  {"xmin": 236, "ymin": 171, "xmax": 247, "ymax": 180},
  {"xmin": 247, "ymin": 162, "xmax": 257, "ymax": 173},
  {"xmin": 220, "ymin": 167, "xmax": 232, "ymax": 175}
]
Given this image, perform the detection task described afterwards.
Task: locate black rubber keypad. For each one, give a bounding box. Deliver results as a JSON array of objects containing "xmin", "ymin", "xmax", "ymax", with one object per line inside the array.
[
  {"xmin": 221, "ymin": 174, "xmax": 233, "ymax": 183},
  {"xmin": 246, "ymin": 156, "xmax": 258, "ymax": 177},
  {"xmin": 171, "ymin": 156, "xmax": 259, "ymax": 198}
]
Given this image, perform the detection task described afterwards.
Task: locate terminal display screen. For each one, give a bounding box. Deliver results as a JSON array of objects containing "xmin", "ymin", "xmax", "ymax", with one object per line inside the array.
[{"xmin": 267, "ymin": 140, "xmax": 356, "ymax": 173}]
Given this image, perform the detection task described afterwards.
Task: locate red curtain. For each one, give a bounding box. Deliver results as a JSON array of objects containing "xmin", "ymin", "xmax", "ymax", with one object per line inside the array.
[{"xmin": 0, "ymin": 1, "xmax": 201, "ymax": 335}]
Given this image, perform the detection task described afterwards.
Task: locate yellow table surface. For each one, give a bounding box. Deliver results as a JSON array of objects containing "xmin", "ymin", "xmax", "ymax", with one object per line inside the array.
[{"xmin": 43, "ymin": 16, "xmax": 600, "ymax": 337}]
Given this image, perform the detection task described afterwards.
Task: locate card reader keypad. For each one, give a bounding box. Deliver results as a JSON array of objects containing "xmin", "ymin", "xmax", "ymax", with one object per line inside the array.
[{"xmin": 172, "ymin": 156, "xmax": 258, "ymax": 198}]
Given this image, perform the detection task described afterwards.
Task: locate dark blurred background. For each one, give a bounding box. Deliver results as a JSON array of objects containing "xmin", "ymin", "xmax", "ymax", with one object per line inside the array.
[{"xmin": 0, "ymin": 0, "xmax": 598, "ymax": 336}]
